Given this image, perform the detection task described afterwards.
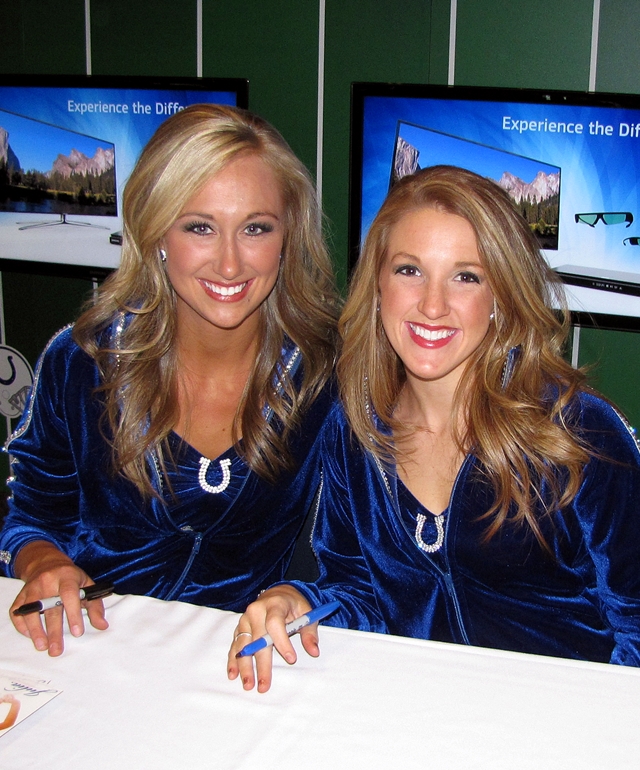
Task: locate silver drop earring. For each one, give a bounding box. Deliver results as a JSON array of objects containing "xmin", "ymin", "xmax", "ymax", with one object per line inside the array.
[
  {"xmin": 159, "ymin": 248, "xmax": 167, "ymax": 263},
  {"xmin": 489, "ymin": 299, "xmax": 497, "ymax": 321}
]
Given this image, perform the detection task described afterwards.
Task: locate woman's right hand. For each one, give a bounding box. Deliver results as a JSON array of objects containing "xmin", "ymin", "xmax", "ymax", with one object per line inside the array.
[
  {"xmin": 227, "ymin": 585, "xmax": 318, "ymax": 693},
  {"xmin": 9, "ymin": 540, "xmax": 109, "ymax": 656}
]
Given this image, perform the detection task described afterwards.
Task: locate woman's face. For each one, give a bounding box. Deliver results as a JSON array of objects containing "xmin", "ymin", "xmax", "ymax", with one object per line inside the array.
[
  {"xmin": 162, "ymin": 153, "xmax": 285, "ymax": 339},
  {"xmin": 378, "ymin": 206, "xmax": 494, "ymax": 392}
]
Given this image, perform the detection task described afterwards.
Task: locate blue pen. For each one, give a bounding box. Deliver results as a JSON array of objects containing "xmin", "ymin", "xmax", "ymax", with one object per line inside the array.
[{"xmin": 236, "ymin": 600, "xmax": 341, "ymax": 658}]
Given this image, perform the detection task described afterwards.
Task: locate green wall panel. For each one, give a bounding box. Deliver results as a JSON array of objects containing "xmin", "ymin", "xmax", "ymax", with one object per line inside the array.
[
  {"xmin": 596, "ymin": 0, "xmax": 640, "ymax": 93},
  {"xmin": 202, "ymin": 0, "xmax": 320, "ymax": 180},
  {"xmin": 2, "ymin": 270, "xmax": 93, "ymax": 368},
  {"xmin": 323, "ymin": 0, "xmax": 432, "ymax": 286},
  {"xmin": 578, "ymin": 326, "xmax": 640, "ymax": 427},
  {"xmin": 429, "ymin": 0, "xmax": 454, "ymax": 85},
  {"xmin": 90, "ymin": 0, "xmax": 197, "ymax": 76},
  {"xmin": 0, "ymin": 0, "xmax": 86, "ymax": 75},
  {"xmin": 455, "ymin": 0, "xmax": 593, "ymax": 90}
]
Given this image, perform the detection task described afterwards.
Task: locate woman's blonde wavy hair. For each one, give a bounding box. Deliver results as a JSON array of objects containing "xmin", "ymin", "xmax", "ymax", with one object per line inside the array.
[
  {"xmin": 74, "ymin": 104, "xmax": 339, "ymax": 496},
  {"xmin": 339, "ymin": 164, "xmax": 591, "ymax": 547}
]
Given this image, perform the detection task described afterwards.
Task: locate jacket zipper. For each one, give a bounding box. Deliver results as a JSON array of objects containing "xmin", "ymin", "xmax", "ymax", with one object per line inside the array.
[
  {"xmin": 370, "ymin": 450, "xmax": 472, "ymax": 645},
  {"xmin": 153, "ymin": 343, "xmax": 302, "ymax": 599},
  {"xmin": 166, "ymin": 528, "xmax": 203, "ymax": 600}
]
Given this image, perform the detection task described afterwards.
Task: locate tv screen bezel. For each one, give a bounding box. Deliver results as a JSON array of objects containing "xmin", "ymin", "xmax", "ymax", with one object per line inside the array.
[
  {"xmin": 349, "ymin": 82, "xmax": 640, "ymax": 333},
  {"xmin": 0, "ymin": 73, "xmax": 248, "ymax": 280}
]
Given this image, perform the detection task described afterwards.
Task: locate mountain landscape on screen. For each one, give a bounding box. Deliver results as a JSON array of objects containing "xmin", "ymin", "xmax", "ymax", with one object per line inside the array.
[{"xmin": 0, "ymin": 112, "xmax": 116, "ymax": 218}]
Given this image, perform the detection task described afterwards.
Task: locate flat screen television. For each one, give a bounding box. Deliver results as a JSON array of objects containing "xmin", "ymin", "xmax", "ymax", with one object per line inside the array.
[
  {"xmin": 350, "ymin": 83, "xmax": 640, "ymax": 331},
  {"xmin": 0, "ymin": 74, "xmax": 248, "ymax": 275}
]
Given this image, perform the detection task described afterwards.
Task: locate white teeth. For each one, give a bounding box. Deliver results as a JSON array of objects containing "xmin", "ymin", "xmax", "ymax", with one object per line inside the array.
[
  {"xmin": 409, "ymin": 323, "xmax": 455, "ymax": 341},
  {"xmin": 203, "ymin": 280, "xmax": 246, "ymax": 296}
]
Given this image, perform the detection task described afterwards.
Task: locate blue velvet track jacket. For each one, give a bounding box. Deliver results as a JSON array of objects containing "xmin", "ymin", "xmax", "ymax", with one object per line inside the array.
[
  {"xmin": 0, "ymin": 325, "xmax": 332, "ymax": 610},
  {"xmin": 291, "ymin": 396, "xmax": 640, "ymax": 665}
]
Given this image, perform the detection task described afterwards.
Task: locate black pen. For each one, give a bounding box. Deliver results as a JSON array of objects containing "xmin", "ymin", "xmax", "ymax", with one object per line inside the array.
[{"xmin": 13, "ymin": 582, "xmax": 115, "ymax": 616}]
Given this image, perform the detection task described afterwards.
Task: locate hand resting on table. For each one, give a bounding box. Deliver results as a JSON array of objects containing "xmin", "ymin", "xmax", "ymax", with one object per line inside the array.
[
  {"xmin": 9, "ymin": 540, "xmax": 108, "ymax": 657},
  {"xmin": 227, "ymin": 585, "xmax": 319, "ymax": 693}
]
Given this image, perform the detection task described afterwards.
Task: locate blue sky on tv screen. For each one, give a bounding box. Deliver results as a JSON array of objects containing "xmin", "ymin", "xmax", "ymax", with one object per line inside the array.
[
  {"xmin": 397, "ymin": 121, "xmax": 560, "ymax": 187},
  {"xmin": 0, "ymin": 109, "xmax": 113, "ymax": 172}
]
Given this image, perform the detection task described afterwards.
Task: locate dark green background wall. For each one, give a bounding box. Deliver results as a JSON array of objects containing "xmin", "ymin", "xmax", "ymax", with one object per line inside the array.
[{"xmin": 1, "ymin": 0, "xmax": 640, "ymax": 466}]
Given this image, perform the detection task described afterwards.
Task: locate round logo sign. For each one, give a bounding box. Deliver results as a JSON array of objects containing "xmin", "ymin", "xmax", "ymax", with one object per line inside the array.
[{"xmin": 0, "ymin": 345, "xmax": 34, "ymax": 419}]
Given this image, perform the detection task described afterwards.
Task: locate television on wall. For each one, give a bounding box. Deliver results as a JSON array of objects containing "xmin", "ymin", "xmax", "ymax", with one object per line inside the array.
[
  {"xmin": 350, "ymin": 82, "xmax": 640, "ymax": 331},
  {"xmin": 0, "ymin": 74, "xmax": 248, "ymax": 274}
]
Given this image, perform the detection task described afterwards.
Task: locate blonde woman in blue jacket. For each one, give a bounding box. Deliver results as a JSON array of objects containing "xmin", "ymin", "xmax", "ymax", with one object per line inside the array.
[
  {"xmin": 1, "ymin": 105, "xmax": 338, "ymax": 656},
  {"xmin": 229, "ymin": 165, "xmax": 640, "ymax": 693}
]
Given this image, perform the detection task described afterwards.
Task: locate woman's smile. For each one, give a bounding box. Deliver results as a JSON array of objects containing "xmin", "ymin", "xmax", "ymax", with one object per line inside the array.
[
  {"xmin": 199, "ymin": 278, "xmax": 251, "ymax": 300},
  {"xmin": 407, "ymin": 322, "xmax": 457, "ymax": 346}
]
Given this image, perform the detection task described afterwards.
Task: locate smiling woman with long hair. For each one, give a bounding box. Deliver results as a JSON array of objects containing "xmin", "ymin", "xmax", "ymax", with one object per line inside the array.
[
  {"xmin": 0, "ymin": 104, "xmax": 339, "ymax": 657},
  {"xmin": 229, "ymin": 165, "xmax": 640, "ymax": 693}
]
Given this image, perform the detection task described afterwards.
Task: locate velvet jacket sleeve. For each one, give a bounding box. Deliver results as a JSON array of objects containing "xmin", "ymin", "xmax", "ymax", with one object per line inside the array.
[
  {"xmin": 288, "ymin": 401, "xmax": 388, "ymax": 632},
  {"xmin": 569, "ymin": 393, "xmax": 640, "ymax": 665},
  {"xmin": 0, "ymin": 328, "xmax": 89, "ymax": 577},
  {"xmin": 0, "ymin": 326, "xmax": 84, "ymax": 574}
]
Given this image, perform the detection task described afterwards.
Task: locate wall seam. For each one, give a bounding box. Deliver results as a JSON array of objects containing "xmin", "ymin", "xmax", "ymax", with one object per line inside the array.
[
  {"xmin": 448, "ymin": 0, "xmax": 457, "ymax": 85},
  {"xmin": 316, "ymin": 0, "xmax": 326, "ymax": 202},
  {"xmin": 85, "ymin": 0, "xmax": 92, "ymax": 75},
  {"xmin": 589, "ymin": 0, "xmax": 601, "ymax": 91},
  {"xmin": 196, "ymin": 0, "xmax": 203, "ymax": 77}
]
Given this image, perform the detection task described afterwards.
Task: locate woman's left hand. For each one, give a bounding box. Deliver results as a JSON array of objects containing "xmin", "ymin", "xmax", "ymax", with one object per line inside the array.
[{"xmin": 227, "ymin": 585, "xmax": 318, "ymax": 693}]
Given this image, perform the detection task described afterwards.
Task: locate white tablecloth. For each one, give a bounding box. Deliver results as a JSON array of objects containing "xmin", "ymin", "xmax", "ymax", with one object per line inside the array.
[{"xmin": 0, "ymin": 576, "xmax": 638, "ymax": 769}]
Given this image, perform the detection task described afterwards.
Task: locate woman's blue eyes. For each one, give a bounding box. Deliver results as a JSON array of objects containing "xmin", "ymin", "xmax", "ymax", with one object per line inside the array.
[
  {"xmin": 182, "ymin": 221, "xmax": 274, "ymax": 236},
  {"xmin": 245, "ymin": 222, "xmax": 274, "ymax": 235},
  {"xmin": 394, "ymin": 265, "xmax": 481, "ymax": 283}
]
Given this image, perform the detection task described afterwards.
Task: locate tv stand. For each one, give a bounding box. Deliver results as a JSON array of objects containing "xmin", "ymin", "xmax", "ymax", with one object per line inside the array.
[{"xmin": 18, "ymin": 213, "xmax": 109, "ymax": 230}]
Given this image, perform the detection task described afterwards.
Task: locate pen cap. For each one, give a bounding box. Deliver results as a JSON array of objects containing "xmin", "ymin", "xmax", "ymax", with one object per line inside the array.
[{"xmin": 83, "ymin": 582, "xmax": 115, "ymax": 601}]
